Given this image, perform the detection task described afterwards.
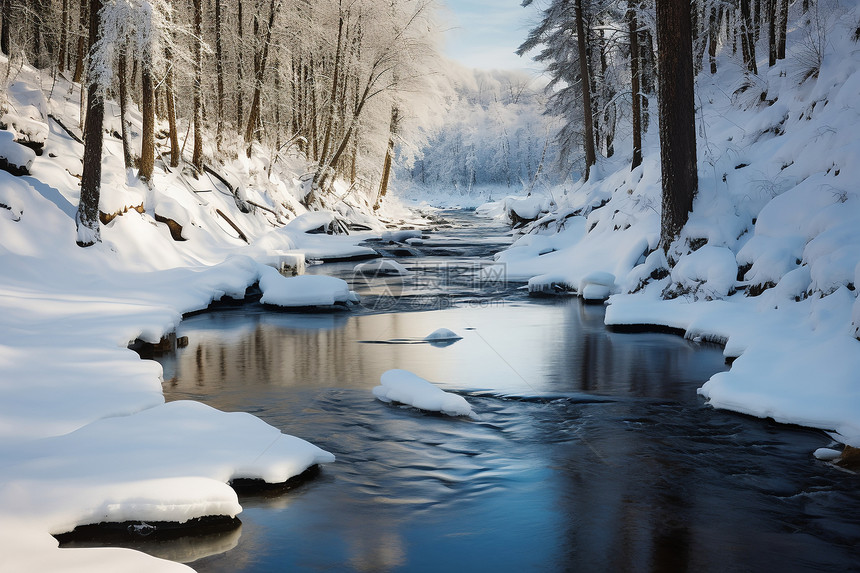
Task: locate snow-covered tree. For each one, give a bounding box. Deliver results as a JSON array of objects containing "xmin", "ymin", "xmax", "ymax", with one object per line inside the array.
[{"xmin": 406, "ymin": 66, "xmax": 562, "ymax": 190}]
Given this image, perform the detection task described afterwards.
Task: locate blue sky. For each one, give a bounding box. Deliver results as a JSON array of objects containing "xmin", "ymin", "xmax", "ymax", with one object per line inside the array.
[{"xmin": 441, "ymin": 0, "xmax": 540, "ymax": 73}]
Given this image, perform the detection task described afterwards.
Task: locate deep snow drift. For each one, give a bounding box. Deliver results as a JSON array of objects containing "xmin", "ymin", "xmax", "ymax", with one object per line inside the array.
[
  {"xmin": 480, "ymin": 4, "xmax": 860, "ymax": 447},
  {"xmin": 0, "ymin": 59, "xmax": 409, "ymax": 570}
]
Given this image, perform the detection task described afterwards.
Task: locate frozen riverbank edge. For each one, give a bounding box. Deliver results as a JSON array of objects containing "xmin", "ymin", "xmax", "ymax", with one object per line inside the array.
[{"xmin": 476, "ymin": 6, "xmax": 860, "ymax": 460}]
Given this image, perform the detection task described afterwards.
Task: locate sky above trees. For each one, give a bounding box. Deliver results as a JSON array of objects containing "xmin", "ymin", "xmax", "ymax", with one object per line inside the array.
[{"xmin": 442, "ymin": 0, "xmax": 539, "ymax": 73}]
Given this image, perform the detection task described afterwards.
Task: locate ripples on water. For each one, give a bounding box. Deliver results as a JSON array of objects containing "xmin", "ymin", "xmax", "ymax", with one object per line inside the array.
[{"xmin": 96, "ymin": 212, "xmax": 860, "ymax": 571}]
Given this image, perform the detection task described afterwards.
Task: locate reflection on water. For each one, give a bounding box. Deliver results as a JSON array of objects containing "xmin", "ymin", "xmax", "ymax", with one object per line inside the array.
[
  {"xmin": 153, "ymin": 299, "xmax": 860, "ymax": 572},
  {"xmin": 160, "ymin": 301, "xmax": 721, "ymax": 402},
  {"xmin": 60, "ymin": 521, "xmax": 242, "ymax": 564}
]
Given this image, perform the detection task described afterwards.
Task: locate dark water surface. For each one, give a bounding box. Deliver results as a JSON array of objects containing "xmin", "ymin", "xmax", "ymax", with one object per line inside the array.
[{"xmin": 149, "ymin": 212, "xmax": 859, "ymax": 572}]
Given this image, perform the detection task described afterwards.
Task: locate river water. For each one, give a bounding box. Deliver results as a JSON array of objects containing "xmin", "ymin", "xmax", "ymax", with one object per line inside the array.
[{"xmin": 139, "ymin": 212, "xmax": 860, "ymax": 571}]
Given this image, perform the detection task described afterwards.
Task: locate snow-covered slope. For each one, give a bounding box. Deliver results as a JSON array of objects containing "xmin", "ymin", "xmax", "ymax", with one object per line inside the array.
[
  {"xmin": 0, "ymin": 59, "xmax": 405, "ymax": 570},
  {"xmin": 486, "ymin": 5, "xmax": 860, "ymax": 446}
]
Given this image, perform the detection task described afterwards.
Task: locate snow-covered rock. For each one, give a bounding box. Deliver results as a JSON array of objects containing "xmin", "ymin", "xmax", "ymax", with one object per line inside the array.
[
  {"xmin": 373, "ymin": 369, "xmax": 474, "ymax": 417},
  {"xmin": 286, "ymin": 210, "xmax": 338, "ymax": 234},
  {"xmin": 579, "ymin": 271, "xmax": 615, "ymax": 302},
  {"xmin": 259, "ymin": 266, "xmax": 355, "ymax": 308},
  {"xmin": 0, "ymin": 130, "xmax": 35, "ymax": 174},
  {"xmin": 670, "ymin": 245, "xmax": 738, "ymax": 300},
  {"xmin": 1, "ymin": 110, "xmax": 48, "ymax": 145}
]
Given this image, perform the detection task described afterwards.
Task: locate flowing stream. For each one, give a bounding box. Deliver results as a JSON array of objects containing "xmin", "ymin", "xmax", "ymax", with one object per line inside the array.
[{"xmin": 79, "ymin": 211, "xmax": 860, "ymax": 571}]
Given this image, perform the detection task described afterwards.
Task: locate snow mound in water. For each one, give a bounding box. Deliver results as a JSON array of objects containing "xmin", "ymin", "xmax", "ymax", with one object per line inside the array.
[
  {"xmin": 424, "ymin": 328, "xmax": 462, "ymax": 342},
  {"xmin": 259, "ymin": 267, "xmax": 357, "ymax": 307},
  {"xmin": 813, "ymin": 448, "xmax": 842, "ymax": 461},
  {"xmin": 373, "ymin": 369, "xmax": 473, "ymax": 417},
  {"xmin": 580, "ymin": 271, "xmax": 615, "ymax": 301}
]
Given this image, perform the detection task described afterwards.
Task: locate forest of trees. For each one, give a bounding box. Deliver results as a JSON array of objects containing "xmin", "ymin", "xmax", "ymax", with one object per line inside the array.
[
  {"xmin": 520, "ymin": 0, "xmax": 801, "ymax": 249},
  {"xmin": 405, "ymin": 67, "xmax": 563, "ymax": 191},
  {"xmin": 0, "ymin": 0, "xmax": 441, "ymax": 245},
  {"xmin": 0, "ymin": 0, "xmax": 814, "ymax": 249}
]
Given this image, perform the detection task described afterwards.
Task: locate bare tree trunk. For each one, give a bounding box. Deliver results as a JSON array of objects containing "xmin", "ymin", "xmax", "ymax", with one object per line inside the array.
[
  {"xmin": 72, "ymin": 0, "xmax": 87, "ymax": 82},
  {"xmin": 640, "ymin": 27, "xmax": 654, "ymax": 133},
  {"xmin": 244, "ymin": 0, "xmax": 278, "ymax": 158},
  {"xmin": 215, "ymin": 0, "xmax": 224, "ymax": 151},
  {"xmin": 375, "ymin": 106, "xmax": 398, "ymax": 210},
  {"xmin": 628, "ymin": 0, "xmax": 642, "ymax": 170},
  {"xmin": 595, "ymin": 24, "xmax": 614, "ymax": 158},
  {"xmin": 118, "ymin": 46, "xmax": 133, "ymax": 169},
  {"xmin": 753, "ymin": 0, "xmax": 762, "ymax": 42},
  {"xmin": 59, "ymin": 0, "xmax": 69, "ymax": 69},
  {"xmin": 192, "ymin": 0, "xmax": 203, "ymax": 171},
  {"xmin": 164, "ymin": 11, "xmax": 179, "ymax": 168},
  {"xmin": 740, "ymin": 0, "xmax": 758, "ymax": 74},
  {"xmin": 76, "ymin": 0, "xmax": 104, "ymax": 246},
  {"xmin": 708, "ymin": 5, "xmax": 718, "ymax": 74},
  {"xmin": 1, "ymin": 0, "xmax": 11, "ymax": 56},
  {"xmin": 166, "ymin": 64, "xmax": 179, "ymax": 167},
  {"xmin": 767, "ymin": 0, "xmax": 777, "ymax": 66},
  {"xmin": 310, "ymin": 60, "xmax": 319, "ymax": 161},
  {"xmin": 236, "ymin": 0, "xmax": 244, "ymax": 132},
  {"xmin": 138, "ymin": 67, "xmax": 155, "ymax": 181},
  {"xmin": 776, "ymin": 0, "xmax": 788, "ymax": 60},
  {"xmin": 657, "ymin": 0, "xmax": 698, "ymax": 251},
  {"xmin": 575, "ymin": 0, "xmax": 596, "ymax": 180},
  {"xmin": 319, "ymin": 11, "xmax": 344, "ymax": 167}
]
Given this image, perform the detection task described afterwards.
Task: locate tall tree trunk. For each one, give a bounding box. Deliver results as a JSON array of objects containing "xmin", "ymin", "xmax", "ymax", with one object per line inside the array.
[
  {"xmin": 76, "ymin": 0, "xmax": 104, "ymax": 246},
  {"xmin": 319, "ymin": 12, "xmax": 344, "ymax": 167},
  {"xmin": 310, "ymin": 60, "xmax": 319, "ymax": 161},
  {"xmin": 166, "ymin": 63, "xmax": 179, "ymax": 167},
  {"xmin": 628, "ymin": 0, "xmax": 642, "ymax": 170},
  {"xmin": 767, "ymin": 0, "xmax": 777, "ymax": 66},
  {"xmin": 575, "ymin": 0, "xmax": 596, "ymax": 180},
  {"xmin": 118, "ymin": 46, "xmax": 133, "ymax": 169},
  {"xmin": 708, "ymin": 5, "xmax": 718, "ymax": 74},
  {"xmin": 586, "ymin": 24, "xmax": 600, "ymax": 160},
  {"xmin": 72, "ymin": 0, "xmax": 88, "ymax": 82},
  {"xmin": 236, "ymin": 0, "xmax": 244, "ymax": 134},
  {"xmin": 59, "ymin": 0, "xmax": 69, "ymax": 69},
  {"xmin": 640, "ymin": 28, "xmax": 654, "ymax": 133},
  {"xmin": 164, "ymin": 12, "xmax": 179, "ymax": 168},
  {"xmin": 740, "ymin": 0, "xmax": 758, "ymax": 74},
  {"xmin": 138, "ymin": 67, "xmax": 155, "ymax": 181},
  {"xmin": 599, "ymin": 27, "xmax": 614, "ymax": 158},
  {"xmin": 244, "ymin": 0, "xmax": 278, "ymax": 158},
  {"xmin": 776, "ymin": 0, "xmax": 789, "ymax": 60},
  {"xmin": 215, "ymin": 0, "xmax": 224, "ymax": 151},
  {"xmin": 1, "ymin": 0, "xmax": 11, "ymax": 56},
  {"xmin": 192, "ymin": 0, "xmax": 203, "ymax": 171},
  {"xmin": 753, "ymin": 0, "xmax": 762, "ymax": 42},
  {"xmin": 375, "ymin": 106, "xmax": 398, "ymax": 210},
  {"xmin": 657, "ymin": 0, "xmax": 698, "ymax": 251}
]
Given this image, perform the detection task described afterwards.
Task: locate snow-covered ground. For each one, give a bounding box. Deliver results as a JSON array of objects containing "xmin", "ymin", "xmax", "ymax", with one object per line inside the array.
[
  {"xmin": 0, "ymin": 61, "xmax": 413, "ymax": 570},
  {"xmin": 479, "ymin": 5, "xmax": 860, "ymax": 448}
]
